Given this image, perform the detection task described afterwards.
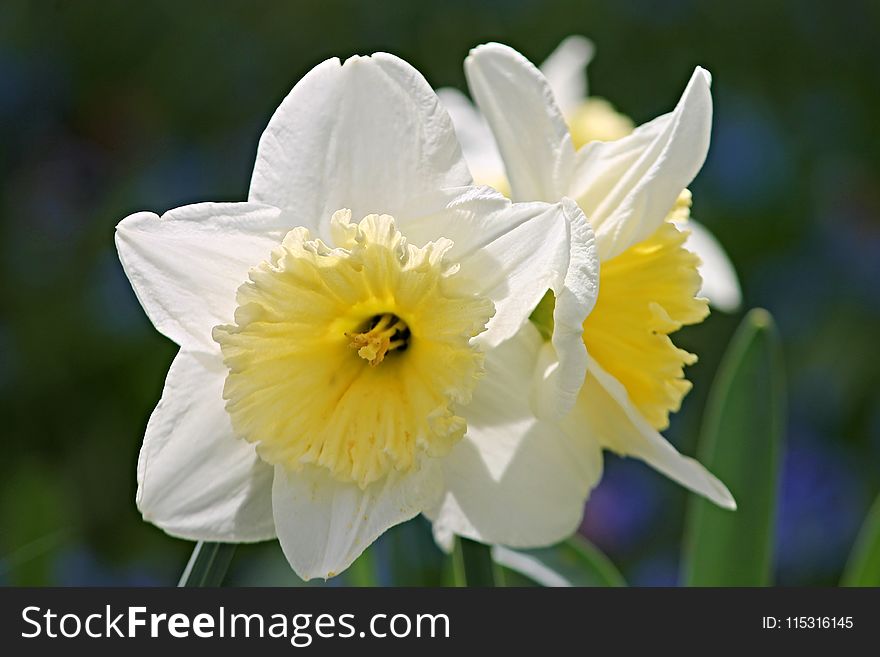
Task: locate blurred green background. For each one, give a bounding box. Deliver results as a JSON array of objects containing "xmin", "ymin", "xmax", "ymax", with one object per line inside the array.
[{"xmin": 1, "ymin": 0, "xmax": 878, "ymax": 586}]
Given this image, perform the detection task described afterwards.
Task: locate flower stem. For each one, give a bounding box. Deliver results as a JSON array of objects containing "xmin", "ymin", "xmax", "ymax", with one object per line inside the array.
[
  {"xmin": 452, "ymin": 537, "xmax": 501, "ymax": 587},
  {"xmin": 178, "ymin": 541, "xmax": 236, "ymax": 587}
]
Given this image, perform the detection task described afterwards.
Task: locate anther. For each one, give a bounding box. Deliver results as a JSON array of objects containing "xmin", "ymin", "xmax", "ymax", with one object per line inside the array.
[{"xmin": 346, "ymin": 313, "xmax": 410, "ymax": 366}]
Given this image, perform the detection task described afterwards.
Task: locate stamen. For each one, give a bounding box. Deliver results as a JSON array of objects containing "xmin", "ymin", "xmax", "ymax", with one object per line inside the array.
[{"xmin": 346, "ymin": 313, "xmax": 410, "ymax": 366}]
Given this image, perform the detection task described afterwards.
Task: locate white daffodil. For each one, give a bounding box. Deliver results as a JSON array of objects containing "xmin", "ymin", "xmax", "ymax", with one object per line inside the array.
[
  {"xmin": 438, "ymin": 36, "xmax": 741, "ymax": 312},
  {"xmin": 116, "ymin": 53, "xmax": 601, "ymax": 580},
  {"xmin": 427, "ymin": 43, "xmax": 737, "ymax": 547}
]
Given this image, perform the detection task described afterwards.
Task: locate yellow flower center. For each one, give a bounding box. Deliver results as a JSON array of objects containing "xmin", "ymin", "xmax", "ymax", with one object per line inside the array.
[
  {"xmin": 213, "ymin": 210, "xmax": 494, "ymax": 488},
  {"xmin": 582, "ymin": 222, "xmax": 708, "ymax": 430}
]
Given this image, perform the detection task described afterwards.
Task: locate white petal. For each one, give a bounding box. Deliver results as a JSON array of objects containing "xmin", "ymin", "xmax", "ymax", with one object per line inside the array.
[
  {"xmin": 580, "ymin": 356, "xmax": 736, "ymax": 509},
  {"xmin": 465, "ymin": 43, "xmax": 576, "ymax": 202},
  {"xmin": 539, "ymin": 35, "xmax": 595, "ymax": 117},
  {"xmin": 249, "ymin": 54, "xmax": 471, "ymax": 232},
  {"xmin": 541, "ymin": 197, "xmax": 598, "ymax": 417},
  {"xmin": 272, "ymin": 462, "xmax": 443, "ymax": 580},
  {"xmin": 137, "ymin": 350, "xmax": 275, "ymax": 541},
  {"xmin": 396, "ymin": 188, "xmax": 598, "ymax": 358},
  {"xmin": 426, "ymin": 325, "xmax": 603, "ymax": 549},
  {"xmin": 571, "ymin": 67, "xmax": 713, "ymax": 260},
  {"xmin": 436, "ymin": 87, "xmax": 505, "ymax": 186},
  {"xmin": 115, "ymin": 202, "xmax": 290, "ymax": 354},
  {"xmin": 676, "ymin": 219, "xmax": 742, "ymax": 312}
]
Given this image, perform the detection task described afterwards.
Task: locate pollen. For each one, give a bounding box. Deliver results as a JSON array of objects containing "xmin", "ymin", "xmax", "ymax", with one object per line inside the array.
[{"xmin": 212, "ymin": 210, "xmax": 494, "ymax": 488}]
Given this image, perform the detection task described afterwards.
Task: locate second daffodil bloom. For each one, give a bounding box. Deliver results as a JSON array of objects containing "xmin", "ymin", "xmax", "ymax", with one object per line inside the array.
[
  {"xmin": 439, "ymin": 36, "xmax": 741, "ymax": 312},
  {"xmin": 427, "ymin": 42, "xmax": 738, "ymax": 547},
  {"xmin": 115, "ymin": 53, "xmax": 600, "ymax": 579}
]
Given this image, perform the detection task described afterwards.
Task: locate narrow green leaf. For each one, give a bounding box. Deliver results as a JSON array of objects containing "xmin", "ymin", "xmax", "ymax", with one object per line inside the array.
[
  {"xmin": 683, "ymin": 308, "xmax": 785, "ymax": 586},
  {"xmin": 492, "ymin": 535, "xmax": 625, "ymax": 587},
  {"xmin": 452, "ymin": 537, "xmax": 499, "ymax": 587},
  {"xmin": 841, "ymin": 492, "xmax": 880, "ymax": 586},
  {"xmin": 178, "ymin": 541, "xmax": 236, "ymax": 587}
]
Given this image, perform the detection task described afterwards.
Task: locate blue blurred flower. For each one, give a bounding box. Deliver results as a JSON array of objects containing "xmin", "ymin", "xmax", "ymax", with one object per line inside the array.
[{"xmin": 776, "ymin": 430, "xmax": 866, "ymax": 584}]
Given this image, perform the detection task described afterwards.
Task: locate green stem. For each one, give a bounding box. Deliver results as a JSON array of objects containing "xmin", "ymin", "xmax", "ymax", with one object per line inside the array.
[
  {"xmin": 452, "ymin": 537, "xmax": 499, "ymax": 587},
  {"xmin": 178, "ymin": 541, "xmax": 236, "ymax": 587}
]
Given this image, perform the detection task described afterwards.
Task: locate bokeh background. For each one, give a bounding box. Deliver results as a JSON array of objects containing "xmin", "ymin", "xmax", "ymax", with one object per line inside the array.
[{"xmin": 2, "ymin": 0, "xmax": 878, "ymax": 586}]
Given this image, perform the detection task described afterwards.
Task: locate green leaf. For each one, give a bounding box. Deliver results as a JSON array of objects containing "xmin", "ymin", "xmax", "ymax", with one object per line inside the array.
[
  {"xmin": 452, "ymin": 537, "xmax": 500, "ymax": 587},
  {"xmin": 492, "ymin": 535, "xmax": 625, "ymax": 587},
  {"xmin": 841, "ymin": 492, "xmax": 880, "ymax": 586},
  {"xmin": 683, "ymin": 308, "xmax": 785, "ymax": 586},
  {"xmin": 178, "ymin": 541, "xmax": 236, "ymax": 587},
  {"xmin": 346, "ymin": 547, "xmax": 379, "ymax": 587}
]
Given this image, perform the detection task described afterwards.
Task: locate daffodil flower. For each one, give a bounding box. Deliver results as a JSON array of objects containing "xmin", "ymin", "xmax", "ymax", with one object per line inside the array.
[
  {"xmin": 427, "ymin": 42, "xmax": 737, "ymax": 549},
  {"xmin": 116, "ymin": 53, "xmax": 600, "ymax": 579},
  {"xmin": 438, "ymin": 36, "xmax": 741, "ymax": 311}
]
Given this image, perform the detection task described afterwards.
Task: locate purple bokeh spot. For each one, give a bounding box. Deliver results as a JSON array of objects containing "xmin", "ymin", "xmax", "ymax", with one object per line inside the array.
[
  {"xmin": 581, "ymin": 455, "xmax": 664, "ymax": 554},
  {"xmin": 776, "ymin": 428, "xmax": 867, "ymax": 584}
]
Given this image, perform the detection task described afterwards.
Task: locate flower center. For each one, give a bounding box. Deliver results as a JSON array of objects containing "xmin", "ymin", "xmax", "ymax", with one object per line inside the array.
[
  {"xmin": 213, "ymin": 210, "xmax": 494, "ymax": 488},
  {"xmin": 346, "ymin": 313, "xmax": 410, "ymax": 366},
  {"xmin": 582, "ymin": 222, "xmax": 708, "ymax": 430}
]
